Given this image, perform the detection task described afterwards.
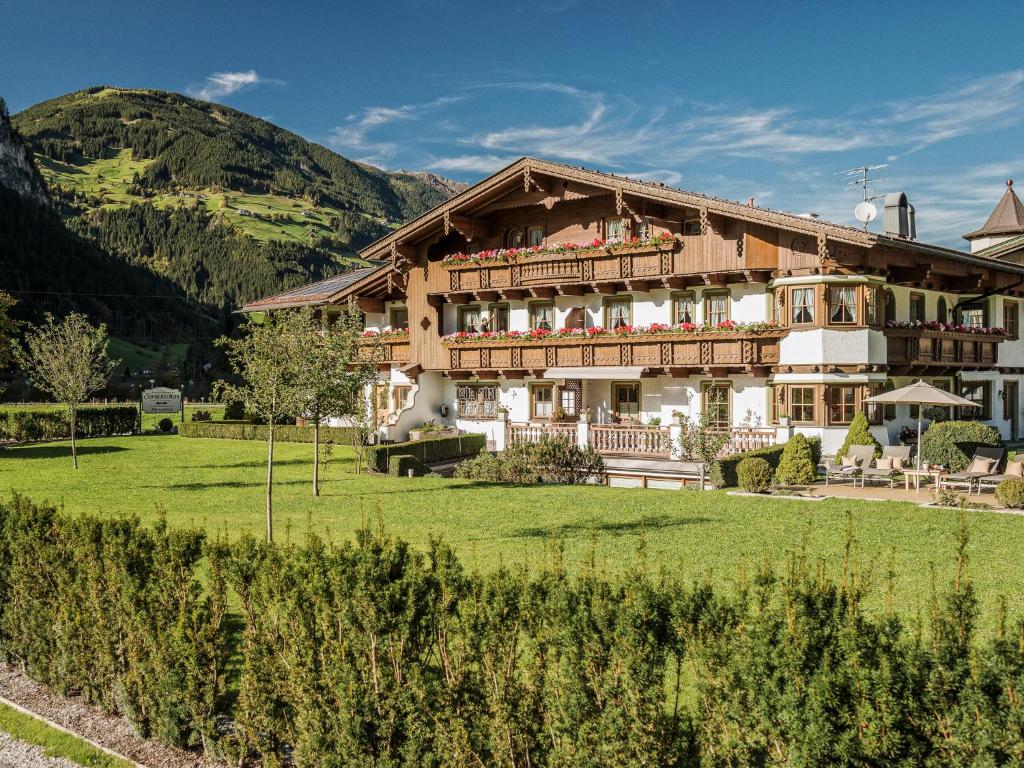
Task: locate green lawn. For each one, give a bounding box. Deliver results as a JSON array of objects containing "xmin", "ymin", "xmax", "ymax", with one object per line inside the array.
[
  {"xmin": 0, "ymin": 702, "xmax": 130, "ymax": 768},
  {"xmin": 2, "ymin": 434, "xmax": 1024, "ymax": 631}
]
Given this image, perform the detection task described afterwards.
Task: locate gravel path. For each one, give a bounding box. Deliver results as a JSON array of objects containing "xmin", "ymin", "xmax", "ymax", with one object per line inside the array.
[
  {"xmin": 0, "ymin": 731, "xmax": 81, "ymax": 768},
  {"xmin": 0, "ymin": 666, "xmax": 217, "ymax": 768}
]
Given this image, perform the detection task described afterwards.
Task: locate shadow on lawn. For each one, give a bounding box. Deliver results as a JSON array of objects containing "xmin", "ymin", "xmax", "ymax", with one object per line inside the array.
[
  {"xmin": 515, "ymin": 514, "xmax": 713, "ymax": 539},
  {"xmin": 147, "ymin": 479, "xmax": 310, "ymax": 491},
  {"xmin": 0, "ymin": 444, "xmax": 130, "ymax": 460}
]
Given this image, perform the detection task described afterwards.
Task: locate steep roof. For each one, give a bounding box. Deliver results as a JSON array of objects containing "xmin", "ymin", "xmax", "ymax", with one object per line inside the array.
[
  {"xmin": 964, "ymin": 180, "xmax": 1024, "ymax": 240},
  {"xmin": 240, "ymin": 266, "xmax": 379, "ymax": 311}
]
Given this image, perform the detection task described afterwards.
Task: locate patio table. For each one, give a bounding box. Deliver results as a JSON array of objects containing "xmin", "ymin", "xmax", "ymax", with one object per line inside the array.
[{"xmin": 902, "ymin": 468, "xmax": 947, "ymax": 493}]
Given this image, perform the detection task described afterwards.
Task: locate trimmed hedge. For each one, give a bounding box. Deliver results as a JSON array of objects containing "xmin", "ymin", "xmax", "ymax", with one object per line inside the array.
[
  {"xmin": 919, "ymin": 420, "xmax": 1002, "ymax": 472},
  {"xmin": 736, "ymin": 457, "xmax": 774, "ymax": 493},
  {"xmin": 388, "ymin": 454, "xmax": 428, "ymax": 477},
  {"xmin": 179, "ymin": 421, "xmax": 360, "ymax": 444},
  {"xmin": 365, "ymin": 433, "xmax": 487, "ymax": 474},
  {"xmin": 712, "ymin": 436, "xmax": 822, "ymax": 488},
  {"xmin": 0, "ymin": 406, "xmax": 138, "ymax": 443}
]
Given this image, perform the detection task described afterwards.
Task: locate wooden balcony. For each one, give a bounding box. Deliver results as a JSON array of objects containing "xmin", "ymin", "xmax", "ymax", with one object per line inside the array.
[
  {"xmin": 443, "ymin": 330, "xmax": 786, "ymax": 376},
  {"xmin": 357, "ymin": 336, "xmax": 411, "ymax": 366},
  {"xmin": 438, "ymin": 241, "xmax": 685, "ymax": 295},
  {"xmin": 885, "ymin": 328, "xmax": 1003, "ymax": 373}
]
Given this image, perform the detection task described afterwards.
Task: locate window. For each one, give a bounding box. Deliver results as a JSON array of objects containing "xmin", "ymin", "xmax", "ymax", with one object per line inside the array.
[
  {"xmin": 865, "ymin": 286, "xmax": 880, "ymax": 326},
  {"xmin": 672, "ymin": 292, "xmax": 696, "ymax": 325},
  {"xmin": 910, "ymin": 293, "xmax": 925, "ymax": 324},
  {"xmin": 612, "ymin": 382, "xmax": 640, "ymax": 421},
  {"xmin": 504, "ymin": 227, "xmax": 524, "ymax": 249},
  {"xmin": 865, "ymin": 384, "xmax": 884, "ymax": 426},
  {"xmin": 531, "ymin": 384, "xmax": 554, "ymax": 419},
  {"xmin": 605, "ymin": 217, "xmax": 626, "ymax": 244},
  {"xmin": 884, "ymin": 289, "xmax": 897, "ymax": 325},
  {"xmin": 529, "ymin": 301, "xmax": 554, "ymax": 331},
  {"xmin": 827, "ymin": 385, "xmax": 857, "ymax": 424},
  {"xmin": 828, "ymin": 285, "xmax": 857, "ymax": 325},
  {"xmin": 706, "ymin": 292, "xmax": 729, "ymax": 325},
  {"xmin": 604, "ymin": 296, "xmax": 632, "ymax": 329},
  {"xmin": 1004, "ymin": 300, "xmax": 1019, "ymax": 338},
  {"xmin": 456, "ymin": 385, "xmax": 499, "ymax": 420},
  {"xmin": 559, "ymin": 385, "xmax": 580, "ymax": 417},
  {"xmin": 527, "ymin": 226, "xmax": 545, "ymax": 247},
  {"xmin": 458, "ymin": 305, "xmax": 482, "ymax": 333},
  {"xmin": 683, "ymin": 220, "xmax": 701, "ymax": 236},
  {"xmin": 703, "ymin": 384, "xmax": 731, "ymax": 430},
  {"xmin": 960, "ymin": 382, "xmax": 990, "ymax": 419},
  {"xmin": 391, "ymin": 385, "xmax": 411, "ymax": 414},
  {"xmin": 636, "ymin": 216, "xmax": 653, "ymax": 239},
  {"xmin": 487, "ymin": 303, "xmax": 510, "ymax": 333},
  {"xmin": 389, "ymin": 307, "xmax": 409, "ymax": 330},
  {"xmin": 771, "ymin": 385, "xmax": 785, "ymax": 424},
  {"xmin": 790, "ymin": 386, "xmax": 816, "ymax": 423},
  {"xmin": 959, "ymin": 302, "xmax": 986, "ymax": 328},
  {"xmin": 791, "ymin": 287, "xmax": 815, "ymax": 325}
]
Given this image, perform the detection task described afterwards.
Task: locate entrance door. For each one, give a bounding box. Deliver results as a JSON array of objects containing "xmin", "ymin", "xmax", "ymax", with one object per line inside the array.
[{"xmin": 1005, "ymin": 381, "xmax": 1019, "ymax": 441}]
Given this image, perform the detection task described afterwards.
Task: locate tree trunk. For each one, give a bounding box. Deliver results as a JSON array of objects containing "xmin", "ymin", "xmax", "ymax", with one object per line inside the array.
[
  {"xmin": 313, "ymin": 413, "xmax": 320, "ymax": 497},
  {"xmin": 266, "ymin": 422, "xmax": 275, "ymax": 543},
  {"xmin": 70, "ymin": 404, "xmax": 78, "ymax": 470}
]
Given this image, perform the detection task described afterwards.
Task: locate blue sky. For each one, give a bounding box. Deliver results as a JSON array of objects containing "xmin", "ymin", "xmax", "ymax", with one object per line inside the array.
[{"xmin": 2, "ymin": 0, "xmax": 1023, "ymax": 246}]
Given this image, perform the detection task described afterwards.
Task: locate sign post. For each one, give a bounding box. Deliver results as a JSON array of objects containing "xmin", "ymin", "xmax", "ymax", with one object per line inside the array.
[{"xmin": 141, "ymin": 388, "xmax": 183, "ymax": 425}]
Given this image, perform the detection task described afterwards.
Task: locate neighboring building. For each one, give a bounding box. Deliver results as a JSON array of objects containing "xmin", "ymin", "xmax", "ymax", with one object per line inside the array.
[{"xmin": 244, "ymin": 160, "xmax": 1024, "ymax": 464}]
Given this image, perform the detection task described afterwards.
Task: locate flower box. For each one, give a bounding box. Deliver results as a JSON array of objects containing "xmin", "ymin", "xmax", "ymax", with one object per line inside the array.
[{"xmin": 441, "ymin": 233, "xmax": 680, "ymax": 270}]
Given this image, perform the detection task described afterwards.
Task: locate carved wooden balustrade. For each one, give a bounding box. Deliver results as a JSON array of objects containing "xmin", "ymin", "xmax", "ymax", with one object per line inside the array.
[
  {"xmin": 444, "ymin": 330, "xmax": 786, "ymax": 374},
  {"xmin": 721, "ymin": 427, "xmax": 777, "ymax": 455},
  {"xmin": 357, "ymin": 336, "xmax": 412, "ymax": 365},
  {"xmin": 590, "ymin": 424, "xmax": 672, "ymax": 457},
  {"xmin": 440, "ymin": 242, "xmax": 683, "ymax": 294},
  {"xmin": 885, "ymin": 328, "xmax": 1003, "ymax": 372},
  {"xmin": 508, "ymin": 422, "xmax": 579, "ymax": 444}
]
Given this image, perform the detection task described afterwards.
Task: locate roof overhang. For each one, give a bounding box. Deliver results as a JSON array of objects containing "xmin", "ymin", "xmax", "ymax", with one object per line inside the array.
[{"xmin": 543, "ymin": 366, "xmax": 649, "ymax": 381}]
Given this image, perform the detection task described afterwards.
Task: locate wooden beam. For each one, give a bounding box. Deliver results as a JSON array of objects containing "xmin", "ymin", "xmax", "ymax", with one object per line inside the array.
[
  {"xmin": 499, "ymin": 369, "xmax": 527, "ymax": 380},
  {"xmin": 590, "ymin": 283, "xmax": 619, "ymax": 295},
  {"xmin": 529, "ymin": 287, "xmax": 556, "ymax": 299},
  {"xmin": 626, "ymin": 279, "xmax": 652, "ymax": 292},
  {"xmin": 500, "ymin": 289, "xmax": 527, "ymax": 301},
  {"xmin": 447, "ymin": 293, "xmax": 472, "ymax": 305},
  {"xmin": 447, "ymin": 371, "xmax": 472, "ymax": 381},
  {"xmin": 474, "ymin": 290, "xmax": 500, "ymax": 302},
  {"xmin": 426, "ymin": 295, "xmax": 445, "ymax": 309},
  {"xmin": 558, "ymin": 284, "xmax": 587, "ymax": 296},
  {"xmin": 662, "ymin": 276, "xmax": 687, "ymax": 290}
]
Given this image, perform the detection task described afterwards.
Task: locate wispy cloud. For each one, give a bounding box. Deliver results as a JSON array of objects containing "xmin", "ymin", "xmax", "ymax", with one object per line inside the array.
[
  {"xmin": 188, "ymin": 70, "xmax": 280, "ymax": 102},
  {"xmin": 324, "ymin": 70, "xmax": 1024, "ymax": 245}
]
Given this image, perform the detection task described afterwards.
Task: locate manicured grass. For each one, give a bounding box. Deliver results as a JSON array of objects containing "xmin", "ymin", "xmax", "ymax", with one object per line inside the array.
[
  {"xmin": 2, "ymin": 434, "xmax": 1024, "ymax": 631},
  {"xmin": 0, "ymin": 701, "xmax": 131, "ymax": 768}
]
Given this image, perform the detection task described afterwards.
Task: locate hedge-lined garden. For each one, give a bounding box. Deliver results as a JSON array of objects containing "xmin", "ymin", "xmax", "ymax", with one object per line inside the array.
[
  {"xmin": 2, "ymin": 494, "xmax": 1023, "ymax": 766},
  {"xmin": 179, "ymin": 420, "xmax": 360, "ymax": 444},
  {"xmin": 363, "ymin": 433, "xmax": 487, "ymax": 473},
  {"xmin": 0, "ymin": 406, "xmax": 138, "ymax": 443},
  {"xmin": 712, "ymin": 436, "xmax": 822, "ymax": 488}
]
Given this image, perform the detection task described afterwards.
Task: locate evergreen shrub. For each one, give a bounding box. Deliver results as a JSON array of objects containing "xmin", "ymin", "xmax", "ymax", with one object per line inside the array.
[
  {"xmin": 455, "ymin": 436, "xmax": 605, "ymax": 484},
  {"xmin": 222, "ymin": 399, "xmax": 246, "ymax": 421},
  {"xmin": 179, "ymin": 421, "xmax": 359, "ymax": 443},
  {"xmin": 835, "ymin": 412, "xmax": 882, "ymax": 462},
  {"xmin": 363, "ymin": 433, "xmax": 486, "ymax": 473},
  {"xmin": 158, "ymin": 418, "xmax": 174, "ymax": 432},
  {"xmin": 736, "ymin": 457, "xmax": 774, "ymax": 492},
  {"xmin": 774, "ymin": 432, "xmax": 819, "ymax": 486},
  {"xmin": 713, "ymin": 437, "xmax": 822, "ymax": 488},
  {"xmin": 995, "ymin": 478, "xmax": 1024, "ymax": 508},
  {"xmin": 920, "ymin": 420, "xmax": 1002, "ymax": 472}
]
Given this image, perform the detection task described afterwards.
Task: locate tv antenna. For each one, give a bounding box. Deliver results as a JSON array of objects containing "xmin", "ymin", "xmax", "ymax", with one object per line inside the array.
[{"xmin": 836, "ymin": 164, "xmax": 888, "ymax": 229}]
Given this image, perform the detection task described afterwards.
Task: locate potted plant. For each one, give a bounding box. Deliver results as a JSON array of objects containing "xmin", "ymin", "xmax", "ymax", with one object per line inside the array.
[
  {"xmin": 496, "ymin": 405, "xmax": 509, "ymax": 422},
  {"xmin": 671, "ymin": 410, "xmax": 685, "ymax": 426},
  {"xmin": 579, "ymin": 407, "xmax": 593, "ymax": 424}
]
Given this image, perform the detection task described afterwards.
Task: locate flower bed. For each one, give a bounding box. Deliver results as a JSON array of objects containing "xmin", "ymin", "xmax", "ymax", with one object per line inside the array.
[
  {"xmin": 443, "ymin": 320, "xmax": 781, "ymax": 343},
  {"xmin": 441, "ymin": 232, "xmax": 679, "ymax": 268},
  {"xmin": 884, "ymin": 320, "xmax": 1006, "ymax": 336}
]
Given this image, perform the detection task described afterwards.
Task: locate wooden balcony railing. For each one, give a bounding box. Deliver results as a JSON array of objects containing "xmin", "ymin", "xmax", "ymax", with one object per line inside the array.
[
  {"xmin": 591, "ymin": 424, "xmax": 672, "ymax": 457},
  {"xmin": 357, "ymin": 337, "xmax": 412, "ymax": 365},
  {"xmin": 885, "ymin": 328, "xmax": 1003, "ymax": 371},
  {"xmin": 721, "ymin": 427, "xmax": 776, "ymax": 455},
  {"xmin": 444, "ymin": 331, "xmax": 786, "ymax": 374},
  {"xmin": 508, "ymin": 422, "xmax": 579, "ymax": 444},
  {"xmin": 439, "ymin": 242, "xmax": 683, "ymax": 294}
]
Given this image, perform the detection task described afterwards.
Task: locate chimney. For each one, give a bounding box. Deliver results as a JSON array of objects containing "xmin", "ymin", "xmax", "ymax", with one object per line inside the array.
[
  {"xmin": 747, "ymin": 197, "xmax": 755, "ymax": 207},
  {"xmin": 884, "ymin": 192, "xmax": 915, "ymax": 239}
]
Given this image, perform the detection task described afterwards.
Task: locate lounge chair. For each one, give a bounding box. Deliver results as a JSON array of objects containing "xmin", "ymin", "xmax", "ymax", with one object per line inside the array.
[
  {"xmin": 976, "ymin": 456, "xmax": 1024, "ymax": 494},
  {"xmin": 824, "ymin": 444, "xmax": 876, "ymax": 486},
  {"xmin": 938, "ymin": 446, "xmax": 1005, "ymax": 496},
  {"xmin": 859, "ymin": 445, "xmax": 913, "ymax": 489}
]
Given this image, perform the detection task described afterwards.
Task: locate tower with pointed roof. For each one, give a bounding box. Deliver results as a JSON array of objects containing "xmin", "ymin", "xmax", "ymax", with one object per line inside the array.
[{"xmin": 964, "ymin": 179, "xmax": 1024, "ymax": 253}]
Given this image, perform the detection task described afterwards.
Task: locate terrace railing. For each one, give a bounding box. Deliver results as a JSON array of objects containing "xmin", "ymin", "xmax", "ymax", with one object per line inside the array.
[
  {"xmin": 721, "ymin": 427, "xmax": 776, "ymax": 455},
  {"xmin": 508, "ymin": 422, "xmax": 579, "ymax": 444},
  {"xmin": 590, "ymin": 424, "xmax": 672, "ymax": 457}
]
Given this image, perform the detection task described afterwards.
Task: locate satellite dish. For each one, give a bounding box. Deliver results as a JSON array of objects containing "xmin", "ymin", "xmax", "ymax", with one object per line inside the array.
[{"xmin": 854, "ymin": 201, "xmax": 878, "ymax": 225}]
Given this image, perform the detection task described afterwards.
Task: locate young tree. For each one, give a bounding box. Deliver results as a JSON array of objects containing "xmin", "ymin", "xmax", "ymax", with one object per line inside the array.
[
  {"xmin": 216, "ymin": 312, "xmax": 306, "ymax": 542},
  {"xmin": 0, "ymin": 291, "xmax": 17, "ymax": 369},
  {"xmin": 18, "ymin": 313, "xmax": 118, "ymax": 469},
  {"xmin": 293, "ymin": 303, "xmax": 380, "ymax": 495}
]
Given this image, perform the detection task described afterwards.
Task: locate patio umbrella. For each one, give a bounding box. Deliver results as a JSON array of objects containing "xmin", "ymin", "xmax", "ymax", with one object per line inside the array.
[{"xmin": 864, "ymin": 380, "xmax": 979, "ymax": 470}]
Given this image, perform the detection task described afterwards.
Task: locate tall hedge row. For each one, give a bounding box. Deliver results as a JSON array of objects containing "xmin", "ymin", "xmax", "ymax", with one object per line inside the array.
[
  {"xmin": 179, "ymin": 421, "xmax": 360, "ymax": 444},
  {"xmin": 0, "ymin": 406, "xmax": 138, "ymax": 443},
  {"xmin": 712, "ymin": 435, "xmax": 822, "ymax": 488},
  {"xmin": 2, "ymin": 495, "xmax": 1024, "ymax": 766}
]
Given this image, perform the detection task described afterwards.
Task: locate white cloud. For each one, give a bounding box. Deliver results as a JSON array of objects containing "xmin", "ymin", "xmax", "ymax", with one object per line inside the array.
[
  {"xmin": 188, "ymin": 70, "xmax": 275, "ymax": 102},
  {"xmin": 327, "ymin": 96, "xmax": 465, "ymax": 166},
  {"xmin": 425, "ymin": 154, "xmax": 517, "ymax": 174}
]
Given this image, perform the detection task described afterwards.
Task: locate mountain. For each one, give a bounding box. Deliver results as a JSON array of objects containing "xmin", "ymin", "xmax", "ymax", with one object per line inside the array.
[{"xmin": 0, "ymin": 98, "xmax": 47, "ymax": 204}]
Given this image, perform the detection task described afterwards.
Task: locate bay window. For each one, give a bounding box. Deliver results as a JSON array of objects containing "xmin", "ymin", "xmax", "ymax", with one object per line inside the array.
[
  {"xmin": 791, "ymin": 287, "xmax": 814, "ymax": 325},
  {"xmin": 828, "ymin": 286, "xmax": 857, "ymax": 325}
]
